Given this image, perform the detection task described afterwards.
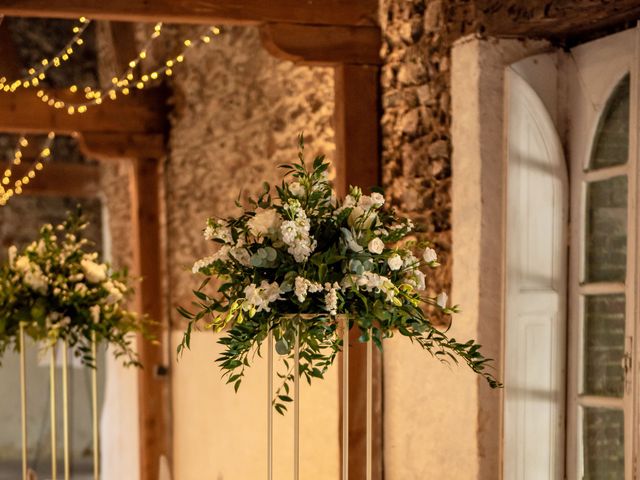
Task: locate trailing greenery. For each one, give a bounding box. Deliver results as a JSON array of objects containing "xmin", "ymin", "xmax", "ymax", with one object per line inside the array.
[
  {"xmin": 179, "ymin": 135, "xmax": 500, "ymax": 413},
  {"xmin": 0, "ymin": 210, "xmax": 146, "ymax": 367}
]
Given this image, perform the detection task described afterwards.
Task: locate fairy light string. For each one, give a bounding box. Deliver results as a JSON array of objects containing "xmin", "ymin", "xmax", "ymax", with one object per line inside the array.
[
  {"xmin": 1, "ymin": 135, "xmax": 28, "ymax": 188},
  {"xmin": 0, "ymin": 132, "xmax": 55, "ymax": 206},
  {"xmin": 0, "ymin": 18, "xmax": 91, "ymax": 92},
  {"xmin": 33, "ymin": 25, "xmax": 221, "ymax": 115}
]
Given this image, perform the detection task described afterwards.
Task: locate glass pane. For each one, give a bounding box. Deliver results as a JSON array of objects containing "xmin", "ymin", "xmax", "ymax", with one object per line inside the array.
[
  {"xmin": 583, "ymin": 407, "xmax": 624, "ymax": 479},
  {"xmin": 583, "ymin": 295, "xmax": 626, "ymax": 397},
  {"xmin": 585, "ymin": 176, "xmax": 627, "ymax": 283},
  {"xmin": 590, "ymin": 74, "xmax": 629, "ymax": 169}
]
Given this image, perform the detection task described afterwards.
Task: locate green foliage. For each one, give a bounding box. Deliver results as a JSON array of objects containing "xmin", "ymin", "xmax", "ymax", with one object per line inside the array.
[{"xmin": 179, "ymin": 135, "xmax": 501, "ymax": 412}]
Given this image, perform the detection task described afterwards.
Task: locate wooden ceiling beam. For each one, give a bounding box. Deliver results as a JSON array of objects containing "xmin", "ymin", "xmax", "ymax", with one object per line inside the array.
[
  {"xmin": 259, "ymin": 24, "xmax": 381, "ymax": 66},
  {"xmin": 0, "ymin": 0, "xmax": 378, "ymax": 27},
  {"xmin": 7, "ymin": 161, "xmax": 100, "ymax": 197},
  {"xmin": 0, "ymin": 87, "xmax": 167, "ymax": 135},
  {"xmin": 78, "ymin": 132, "xmax": 165, "ymax": 161}
]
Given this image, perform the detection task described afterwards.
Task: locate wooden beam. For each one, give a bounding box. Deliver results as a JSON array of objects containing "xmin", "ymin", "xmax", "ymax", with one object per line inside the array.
[
  {"xmin": 0, "ymin": 18, "xmax": 23, "ymax": 77},
  {"xmin": 259, "ymin": 24, "xmax": 381, "ymax": 66},
  {"xmin": 78, "ymin": 133, "xmax": 165, "ymax": 161},
  {"xmin": 0, "ymin": 0, "xmax": 378, "ymax": 27},
  {"xmin": 8, "ymin": 161, "xmax": 100, "ymax": 197},
  {"xmin": 476, "ymin": 0, "xmax": 640, "ymax": 44},
  {"xmin": 129, "ymin": 157, "xmax": 170, "ymax": 480},
  {"xmin": 334, "ymin": 64, "xmax": 382, "ymax": 480},
  {"xmin": 0, "ymin": 88, "xmax": 167, "ymax": 135}
]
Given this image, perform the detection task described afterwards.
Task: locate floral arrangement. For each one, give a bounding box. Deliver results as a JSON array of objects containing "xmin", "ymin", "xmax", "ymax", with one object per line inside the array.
[
  {"xmin": 179, "ymin": 137, "xmax": 499, "ymax": 412},
  {"xmin": 0, "ymin": 210, "xmax": 144, "ymax": 367}
]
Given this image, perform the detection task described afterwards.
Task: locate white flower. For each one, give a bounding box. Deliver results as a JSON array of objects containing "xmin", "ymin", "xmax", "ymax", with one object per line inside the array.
[
  {"xmin": 104, "ymin": 280, "xmax": 124, "ymax": 304},
  {"xmin": 405, "ymin": 269, "xmax": 426, "ymax": 291},
  {"xmin": 24, "ymin": 266, "xmax": 48, "ymax": 294},
  {"xmin": 349, "ymin": 272, "xmax": 398, "ymax": 304},
  {"xmin": 81, "ymin": 259, "xmax": 107, "ymax": 283},
  {"xmin": 367, "ymin": 238, "xmax": 385, "ymax": 255},
  {"xmin": 436, "ymin": 292, "xmax": 448, "ymax": 308},
  {"xmin": 204, "ymin": 221, "xmax": 232, "ymax": 243},
  {"xmin": 294, "ymin": 276, "xmax": 323, "ymax": 302},
  {"xmin": 242, "ymin": 280, "xmax": 283, "ymax": 314},
  {"xmin": 74, "ymin": 283, "xmax": 88, "ymax": 296},
  {"xmin": 280, "ymin": 221, "xmax": 299, "ymax": 244},
  {"xmin": 347, "ymin": 206, "xmax": 377, "ymax": 229},
  {"xmin": 403, "ymin": 253, "xmax": 419, "ymax": 269},
  {"xmin": 230, "ymin": 246, "xmax": 251, "ymax": 267},
  {"xmin": 8, "ymin": 246, "xmax": 17, "ymax": 267},
  {"xmin": 247, "ymin": 208, "xmax": 281, "ymax": 238},
  {"xmin": 280, "ymin": 209, "xmax": 316, "ymax": 263},
  {"xmin": 90, "ymin": 305, "xmax": 101, "ymax": 324},
  {"xmin": 289, "ymin": 182, "xmax": 305, "ymax": 198},
  {"xmin": 324, "ymin": 284, "xmax": 339, "ymax": 316},
  {"xmin": 387, "ymin": 254, "xmax": 403, "ymax": 271},
  {"xmin": 192, "ymin": 243, "xmax": 238, "ymax": 273},
  {"xmin": 370, "ymin": 192, "xmax": 385, "ymax": 208},
  {"xmin": 423, "ymin": 247, "xmax": 438, "ymax": 263},
  {"xmin": 14, "ymin": 256, "xmax": 30, "ymax": 273}
]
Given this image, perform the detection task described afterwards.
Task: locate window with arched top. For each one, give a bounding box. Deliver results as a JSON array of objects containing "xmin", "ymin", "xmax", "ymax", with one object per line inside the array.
[
  {"xmin": 504, "ymin": 27, "xmax": 639, "ymax": 480},
  {"xmin": 567, "ymin": 30, "xmax": 637, "ymax": 480}
]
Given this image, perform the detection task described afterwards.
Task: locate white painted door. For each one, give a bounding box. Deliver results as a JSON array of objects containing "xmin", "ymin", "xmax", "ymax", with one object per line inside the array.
[{"xmin": 504, "ymin": 62, "xmax": 568, "ymax": 480}]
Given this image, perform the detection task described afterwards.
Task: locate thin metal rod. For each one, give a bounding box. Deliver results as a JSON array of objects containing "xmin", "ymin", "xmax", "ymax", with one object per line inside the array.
[
  {"xmin": 19, "ymin": 322, "xmax": 28, "ymax": 480},
  {"xmin": 91, "ymin": 332, "xmax": 99, "ymax": 480},
  {"xmin": 62, "ymin": 341, "xmax": 70, "ymax": 480},
  {"xmin": 50, "ymin": 345, "xmax": 58, "ymax": 480},
  {"xmin": 293, "ymin": 320, "xmax": 300, "ymax": 480},
  {"xmin": 342, "ymin": 317, "xmax": 349, "ymax": 480},
  {"xmin": 366, "ymin": 336, "xmax": 373, "ymax": 480},
  {"xmin": 267, "ymin": 330, "xmax": 273, "ymax": 480}
]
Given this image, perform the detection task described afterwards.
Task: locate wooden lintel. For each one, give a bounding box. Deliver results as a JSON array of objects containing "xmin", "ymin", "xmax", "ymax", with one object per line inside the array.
[
  {"xmin": 78, "ymin": 132, "xmax": 166, "ymax": 161},
  {"xmin": 0, "ymin": 0, "xmax": 377, "ymax": 27},
  {"xmin": 9, "ymin": 161, "xmax": 100, "ymax": 198},
  {"xmin": 334, "ymin": 64, "xmax": 382, "ymax": 480},
  {"xmin": 0, "ymin": 88, "xmax": 167, "ymax": 135},
  {"xmin": 259, "ymin": 23, "xmax": 381, "ymax": 66}
]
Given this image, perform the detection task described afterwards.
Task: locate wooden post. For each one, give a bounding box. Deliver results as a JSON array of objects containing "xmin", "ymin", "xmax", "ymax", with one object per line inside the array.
[
  {"xmin": 129, "ymin": 157, "xmax": 170, "ymax": 480},
  {"xmin": 334, "ymin": 64, "xmax": 383, "ymax": 480}
]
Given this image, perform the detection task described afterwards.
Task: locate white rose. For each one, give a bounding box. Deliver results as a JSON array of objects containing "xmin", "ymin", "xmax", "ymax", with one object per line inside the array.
[
  {"xmin": 289, "ymin": 182, "xmax": 305, "ymax": 198},
  {"xmin": 387, "ymin": 254, "xmax": 403, "ymax": 271},
  {"xmin": 14, "ymin": 256, "xmax": 30, "ymax": 273},
  {"xmin": 367, "ymin": 238, "xmax": 385, "ymax": 255},
  {"xmin": 436, "ymin": 292, "xmax": 448, "ymax": 308},
  {"xmin": 247, "ymin": 208, "xmax": 281, "ymax": 238},
  {"xmin": 370, "ymin": 192, "xmax": 385, "ymax": 208},
  {"xmin": 423, "ymin": 247, "xmax": 438, "ymax": 263},
  {"xmin": 81, "ymin": 259, "xmax": 107, "ymax": 283}
]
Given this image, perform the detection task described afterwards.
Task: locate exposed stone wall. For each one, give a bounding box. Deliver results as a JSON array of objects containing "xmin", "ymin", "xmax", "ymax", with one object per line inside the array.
[{"xmin": 379, "ymin": 0, "xmax": 477, "ymax": 294}]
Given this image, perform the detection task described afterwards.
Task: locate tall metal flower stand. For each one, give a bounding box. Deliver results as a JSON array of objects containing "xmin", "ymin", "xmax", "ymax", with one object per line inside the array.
[
  {"xmin": 18, "ymin": 322, "xmax": 101, "ymax": 480},
  {"xmin": 265, "ymin": 316, "xmax": 374, "ymax": 480}
]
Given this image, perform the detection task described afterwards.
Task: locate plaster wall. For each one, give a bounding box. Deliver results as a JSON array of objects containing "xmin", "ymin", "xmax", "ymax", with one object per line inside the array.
[{"xmin": 450, "ymin": 36, "xmax": 551, "ymax": 479}]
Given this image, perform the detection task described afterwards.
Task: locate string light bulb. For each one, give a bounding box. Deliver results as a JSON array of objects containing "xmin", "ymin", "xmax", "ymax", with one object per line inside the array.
[
  {"xmin": 0, "ymin": 133, "xmax": 55, "ymax": 206},
  {"xmin": 24, "ymin": 24, "xmax": 222, "ymax": 115},
  {"xmin": 0, "ymin": 19, "xmax": 92, "ymax": 92}
]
